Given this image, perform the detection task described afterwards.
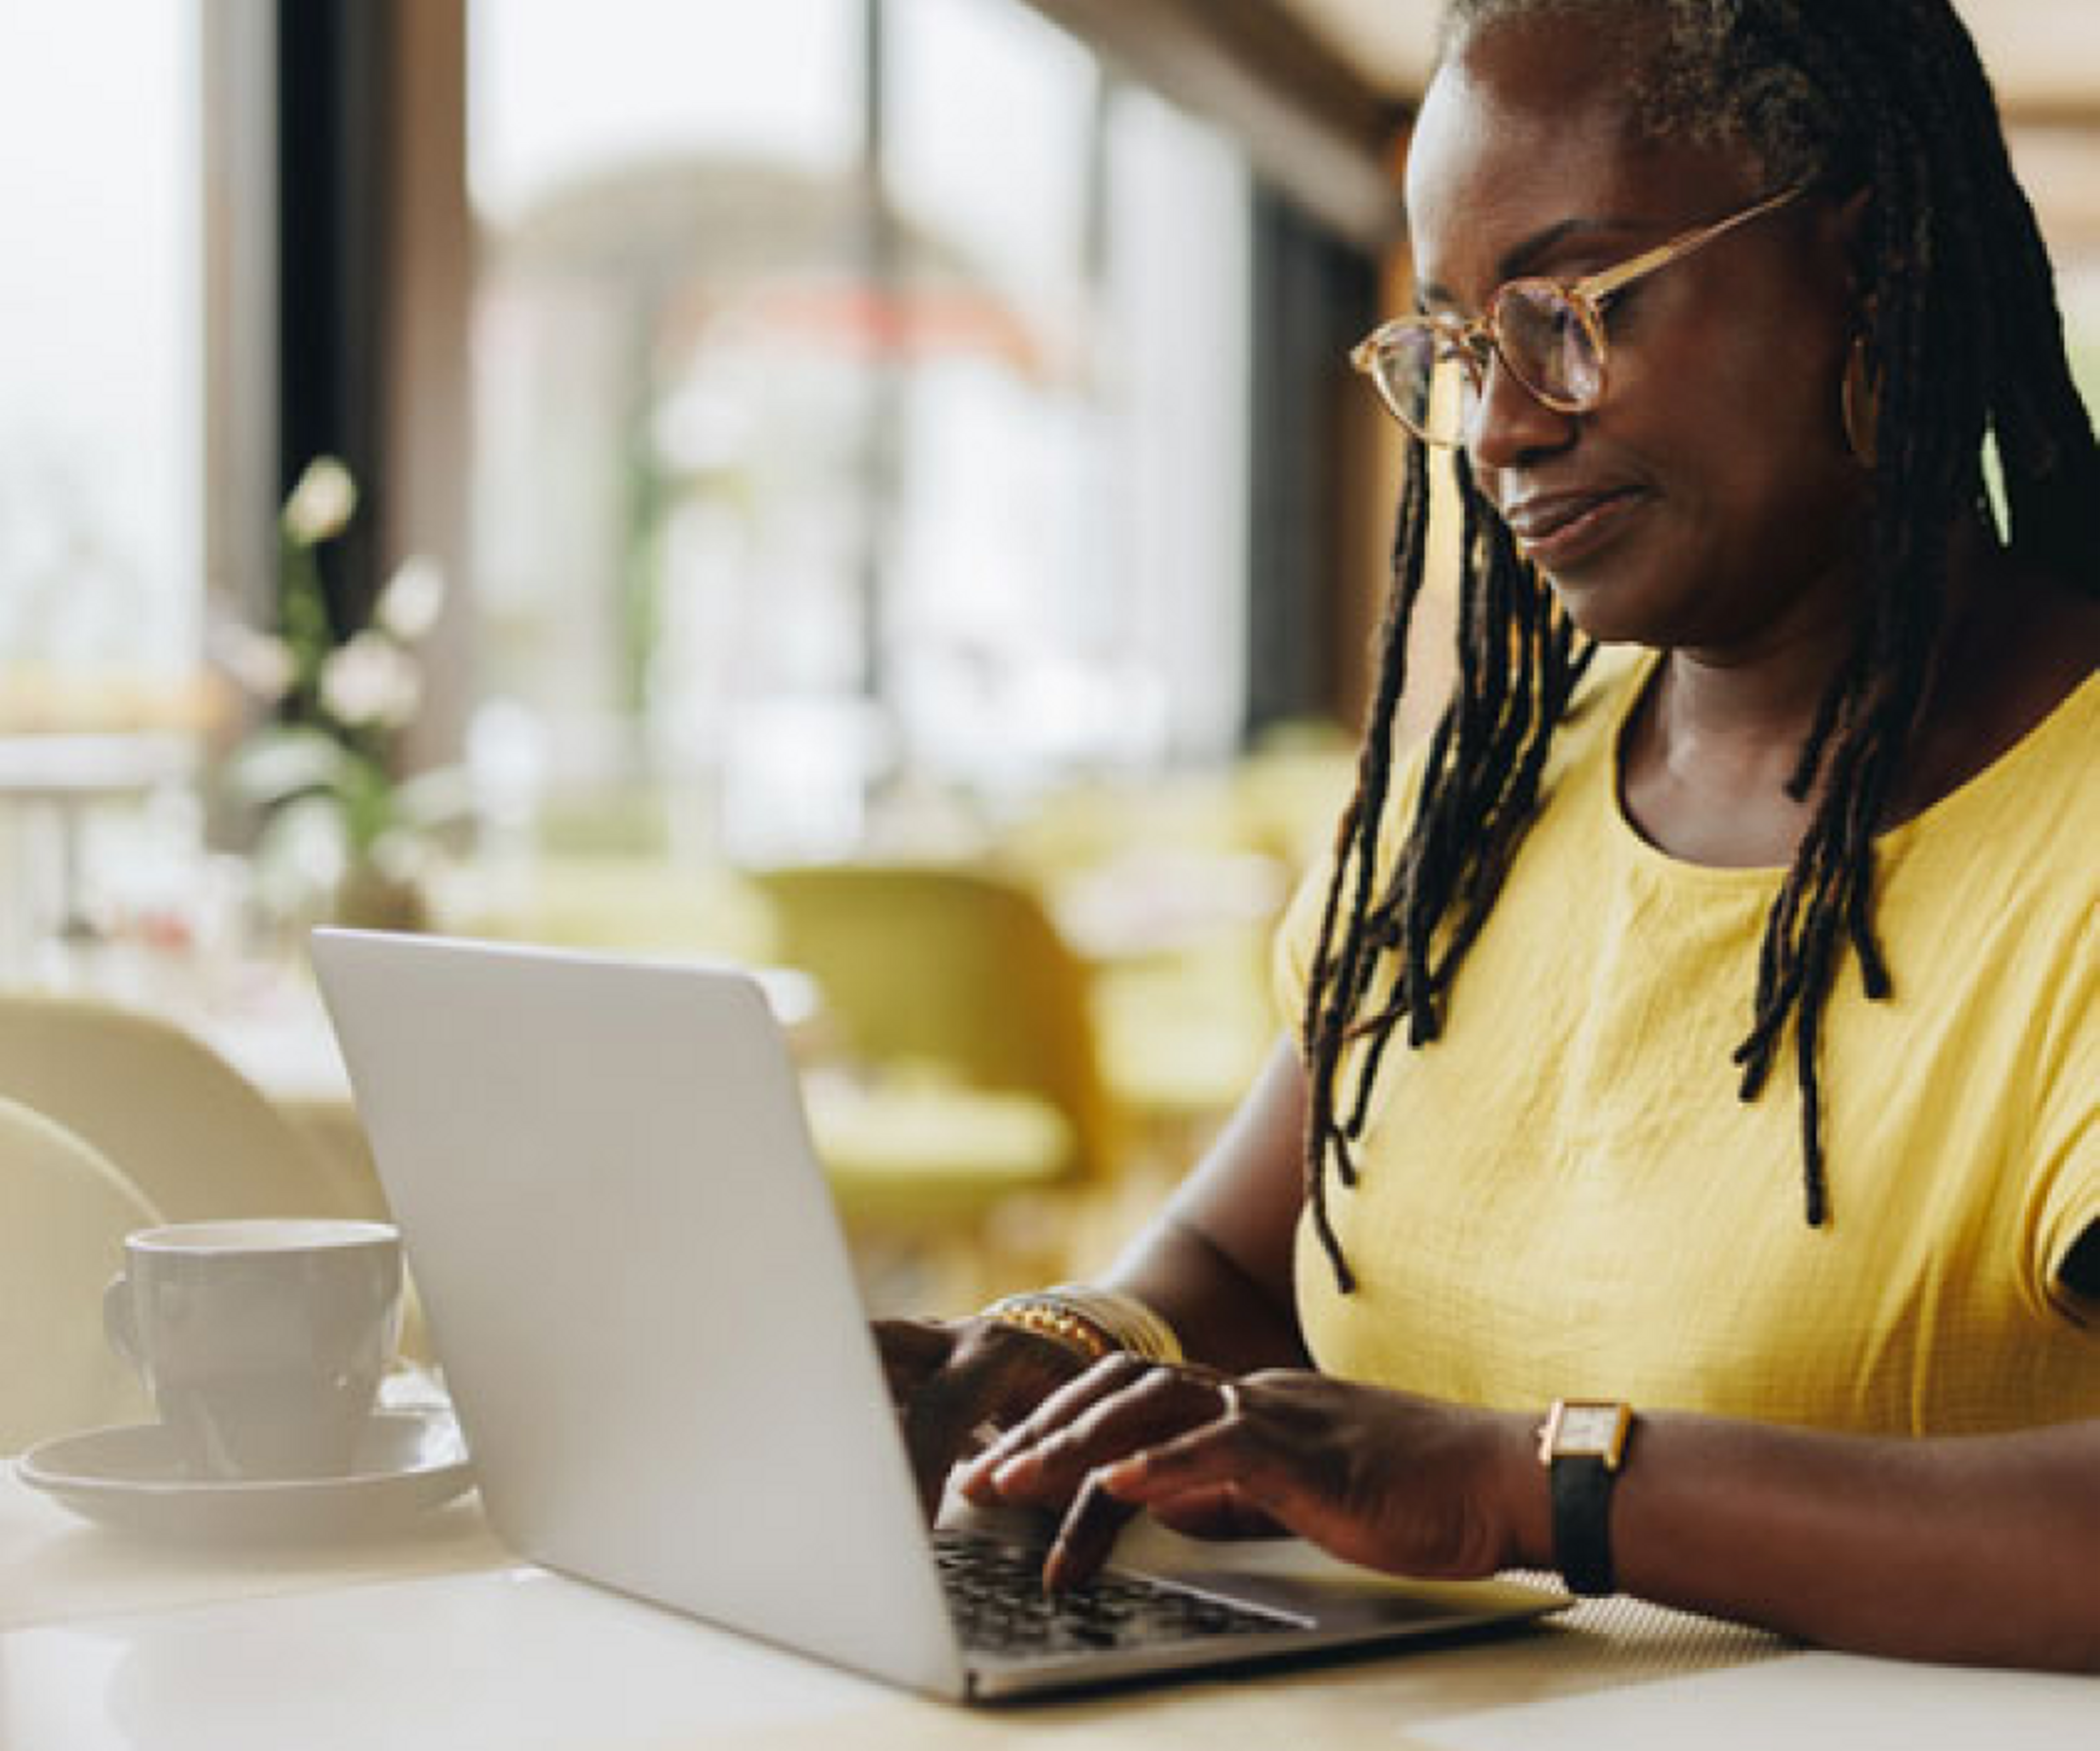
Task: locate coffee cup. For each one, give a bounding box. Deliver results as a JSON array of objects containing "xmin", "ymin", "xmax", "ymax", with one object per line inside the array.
[{"xmin": 103, "ymin": 1219, "xmax": 404, "ymax": 1480}]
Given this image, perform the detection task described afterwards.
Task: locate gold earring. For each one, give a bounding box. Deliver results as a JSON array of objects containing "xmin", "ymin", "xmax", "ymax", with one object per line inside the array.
[{"xmin": 1842, "ymin": 335, "xmax": 1880, "ymax": 469}]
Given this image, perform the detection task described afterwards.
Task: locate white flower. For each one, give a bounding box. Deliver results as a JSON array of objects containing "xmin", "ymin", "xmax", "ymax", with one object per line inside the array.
[
  {"xmin": 208, "ymin": 621, "xmax": 297, "ymax": 701},
  {"xmin": 283, "ymin": 456, "xmax": 359, "ymax": 545},
  {"xmin": 320, "ymin": 632, "xmax": 422, "ymax": 729},
  {"xmin": 375, "ymin": 555, "xmax": 446, "ymax": 642}
]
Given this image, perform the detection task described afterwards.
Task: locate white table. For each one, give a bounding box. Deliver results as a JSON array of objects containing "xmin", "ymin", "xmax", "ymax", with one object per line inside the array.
[
  {"xmin": 6, "ymin": 1464, "xmax": 2091, "ymax": 1750},
  {"xmin": 0, "ymin": 733, "xmax": 196, "ymax": 945}
]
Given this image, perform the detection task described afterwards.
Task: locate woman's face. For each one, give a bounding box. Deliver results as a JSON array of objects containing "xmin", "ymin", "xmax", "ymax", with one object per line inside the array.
[{"xmin": 1407, "ymin": 16, "xmax": 1868, "ymax": 653}]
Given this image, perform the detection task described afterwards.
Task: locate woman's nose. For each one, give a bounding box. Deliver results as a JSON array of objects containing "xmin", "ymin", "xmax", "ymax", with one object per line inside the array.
[{"xmin": 1464, "ymin": 350, "xmax": 1576, "ymax": 470}]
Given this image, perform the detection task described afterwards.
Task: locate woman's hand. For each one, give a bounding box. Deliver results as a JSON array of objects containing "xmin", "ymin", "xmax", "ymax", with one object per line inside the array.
[
  {"xmin": 873, "ymin": 1316, "xmax": 1095, "ymax": 1517},
  {"xmin": 953, "ymin": 1354, "xmax": 1536, "ymax": 1591}
]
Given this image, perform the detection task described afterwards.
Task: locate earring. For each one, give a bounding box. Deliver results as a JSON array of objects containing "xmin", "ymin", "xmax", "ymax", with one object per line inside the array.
[{"xmin": 1842, "ymin": 335, "xmax": 1880, "ymax": 469}]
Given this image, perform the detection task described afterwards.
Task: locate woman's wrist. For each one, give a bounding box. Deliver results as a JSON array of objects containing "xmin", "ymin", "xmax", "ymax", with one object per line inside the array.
[{"xmin": 1491, "ymin": 1407, "xmax": 1559, "ymax": 1573}]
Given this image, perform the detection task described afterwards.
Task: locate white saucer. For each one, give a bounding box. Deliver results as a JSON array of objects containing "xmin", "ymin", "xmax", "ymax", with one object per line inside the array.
[{"xmin": 16, "ymin": 1409, "xmax": 474, "ymax": 1544}]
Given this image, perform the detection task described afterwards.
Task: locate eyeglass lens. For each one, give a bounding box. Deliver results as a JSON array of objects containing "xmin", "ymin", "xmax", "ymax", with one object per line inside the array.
[{"xmin": 1375, "ymin": 285, "xmax": 1605, "ymax": 446}]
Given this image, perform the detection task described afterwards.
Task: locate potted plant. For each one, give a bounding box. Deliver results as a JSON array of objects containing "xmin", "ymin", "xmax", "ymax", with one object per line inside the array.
[{"xmin": 214, "ymin": 457, "xmax": 467, "ymax": 930}]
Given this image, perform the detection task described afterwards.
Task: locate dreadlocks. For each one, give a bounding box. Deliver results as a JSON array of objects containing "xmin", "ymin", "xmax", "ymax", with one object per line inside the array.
[{"xmin": 1300, "ymin": 0, "xmax": 2100, "ymax": 1293}]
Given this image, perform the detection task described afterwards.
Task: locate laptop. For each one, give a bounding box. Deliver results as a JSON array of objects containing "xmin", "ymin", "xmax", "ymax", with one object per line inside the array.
[{"xmin": 310, "ymin": 929, "xmax": 1562, "ymax": 1703}]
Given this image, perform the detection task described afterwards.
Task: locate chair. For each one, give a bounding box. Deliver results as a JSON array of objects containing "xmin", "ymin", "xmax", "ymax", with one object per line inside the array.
[
  {"xmin": 748, "ymin": 862, "xmax": 1117, "ymax": 1305},
  {"xmin": 0, "ymin": 1093, "xmax": 161, "ymax": 1449},
  {"xmin": 0, "ymin": 993, "xmax": 347, "ymax": 1223}
]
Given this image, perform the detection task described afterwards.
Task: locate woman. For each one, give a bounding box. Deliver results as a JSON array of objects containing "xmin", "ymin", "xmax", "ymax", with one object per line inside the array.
[{"xmin": 883, "ymin": 0, "xmax": 2100, "ymax": 1671}]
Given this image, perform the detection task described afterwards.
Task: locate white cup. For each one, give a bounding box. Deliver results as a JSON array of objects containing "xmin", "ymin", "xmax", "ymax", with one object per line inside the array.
[{"xmin": 104, "ymin": 1219, "xmax": 404, "ymax": 1480}]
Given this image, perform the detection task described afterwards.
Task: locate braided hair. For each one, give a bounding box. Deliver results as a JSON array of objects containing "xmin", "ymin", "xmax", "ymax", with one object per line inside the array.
[{"xmin": 1301, "ymin": 0, "xmax": 2100, "ymax": 1293}]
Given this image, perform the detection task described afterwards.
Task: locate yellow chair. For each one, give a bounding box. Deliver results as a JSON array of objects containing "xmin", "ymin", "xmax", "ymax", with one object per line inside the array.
[
  {"xmin": 0, "ymin": 1094, "xmax": 161, "ymax": 1448},
  {"xmin": 748, "ymin": 862, "xmax": 1117, "ymax": 1305},
  {"xmin": 0, "ymin": 994, "xmax": 346, "ymax": 1222},
  {"xmin": 1230, "ymin": 722, "xmax": 1358, "ymax": 873}
]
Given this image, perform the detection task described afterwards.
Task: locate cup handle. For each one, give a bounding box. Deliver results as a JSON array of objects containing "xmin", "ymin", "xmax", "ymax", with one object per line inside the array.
[{"xmin": 103, "ymin": 1275, "xmax": 141, "ymax": 1372}]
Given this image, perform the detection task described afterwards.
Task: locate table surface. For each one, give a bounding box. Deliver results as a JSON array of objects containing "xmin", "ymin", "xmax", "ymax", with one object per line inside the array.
[
  {"xmin": 0, "ymin": 732, "xmax": 195, "ymax": 801},
  {"xmin": 7, "ymin": 1463, "xmax": 2091, "ymax": 1751}
]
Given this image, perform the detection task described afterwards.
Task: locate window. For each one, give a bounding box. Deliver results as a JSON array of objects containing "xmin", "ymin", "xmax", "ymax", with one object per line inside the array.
[
  {"xmin": 464, "ymin": 0, "xmax": 1251, "ymax": 862},
  {"xmin": 883, "ymin": 1, "xmax": 1252, "ymax": 794},
  {"xmin": 0, "ymin": 3, "xmax": 202, "ymax": 729}
]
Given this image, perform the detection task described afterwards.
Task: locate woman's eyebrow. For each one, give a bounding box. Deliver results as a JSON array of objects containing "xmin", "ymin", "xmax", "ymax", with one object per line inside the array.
[{"xmin": 1415, "ymin": 213, "xmax": 1652, "ymax": 310}]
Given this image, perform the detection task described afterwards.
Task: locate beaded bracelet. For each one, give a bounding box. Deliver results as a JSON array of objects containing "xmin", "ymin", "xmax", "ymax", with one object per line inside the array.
[
  {"xmin": 981, "ymin": 1295, "xmax": 1115, "ymax": 1363},
  {"xmin": 982, "ymin": 1284, "xmax": 1185, "ymax": 1365}
]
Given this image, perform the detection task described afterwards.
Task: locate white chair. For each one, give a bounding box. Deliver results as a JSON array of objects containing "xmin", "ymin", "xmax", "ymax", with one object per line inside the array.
[
  {"xmin": 0, "ymin": 993, "xmax": 346, "ymax": 1221},
  {"xmin": 0, "ymin": 1094, "xmax": 160, "ymax": 1450}
]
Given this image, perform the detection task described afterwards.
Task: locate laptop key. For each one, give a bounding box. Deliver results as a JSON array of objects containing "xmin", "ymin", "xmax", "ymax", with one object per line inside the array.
[{"xmin": 934, "ymin": 1530, "xmax": 1297, "ymax": 1657}]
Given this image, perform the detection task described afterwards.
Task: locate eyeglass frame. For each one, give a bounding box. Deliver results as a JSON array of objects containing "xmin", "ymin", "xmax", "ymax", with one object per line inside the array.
[{"xmin": 1350, "ymin": 183, "xmax": 1811, "ymax": 447}]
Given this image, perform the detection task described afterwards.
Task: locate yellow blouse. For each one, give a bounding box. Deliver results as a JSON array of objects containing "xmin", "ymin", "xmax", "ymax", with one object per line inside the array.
[{"xmin": 1280, "ymin": 651, "xmax": 2100, "ymax": 1435}]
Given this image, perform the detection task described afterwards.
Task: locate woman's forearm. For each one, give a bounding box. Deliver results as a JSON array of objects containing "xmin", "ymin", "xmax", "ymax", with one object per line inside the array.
[
  {"xmin": 1510, "ymin": 1410, "xmax": 2100, "ymax": 1671},
  {"xmin": 1104, "ymin": 1212, "xmax": 1311, "ymax": 1374},
  {"xmin": 1099, "ymin": 1039, "xmax": 1315, "ymax": 1374}
]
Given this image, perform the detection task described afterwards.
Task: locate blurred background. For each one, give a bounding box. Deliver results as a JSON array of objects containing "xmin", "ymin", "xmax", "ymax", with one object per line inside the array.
[{"xmin": 3, "ymin": 0, "xmax": 2096, "ymax": 1311}]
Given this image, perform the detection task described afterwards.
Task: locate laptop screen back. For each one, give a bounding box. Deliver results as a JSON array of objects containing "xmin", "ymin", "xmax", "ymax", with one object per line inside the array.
[{"xmin": 311, "ymin": 929, "xmax": 966, "ymax": 1696}]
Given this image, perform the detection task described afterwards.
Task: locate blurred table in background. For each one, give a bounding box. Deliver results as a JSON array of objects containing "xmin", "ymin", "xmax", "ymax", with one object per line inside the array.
[
  {"xmin": 0, "ymin": 734, "xmax": 197, "ymax": 952},
  {"xmin": 0, "ymin": 730, "xmax": 1349, "ymax": 1311},
  {"xmin": 10, "ymin": 933, "xmax": 1045, "ymax": 1313}
]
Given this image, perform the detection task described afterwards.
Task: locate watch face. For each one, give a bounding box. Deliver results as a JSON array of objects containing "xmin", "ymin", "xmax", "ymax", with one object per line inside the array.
[{"xmin": 1553, "ymin": 1402, "xmax": 1630, "ymax": 1458}]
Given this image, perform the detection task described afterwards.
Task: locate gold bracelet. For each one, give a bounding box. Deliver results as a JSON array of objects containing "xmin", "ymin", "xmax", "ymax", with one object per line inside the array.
[
  {"xmin": 982, "ymin": 1294, "xmax": 1114, "ymax": 1363},
  {"xmin": 981, "ymin": 1285, "xmax": 1184, "ymax": 1365},
  {"xmin": 1081, "ymin": 1288, "xmax": 1184, "ymax": 1364}
]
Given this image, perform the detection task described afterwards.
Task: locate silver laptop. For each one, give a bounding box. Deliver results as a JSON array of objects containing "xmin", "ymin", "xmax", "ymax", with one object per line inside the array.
[{"xmin": 311, "ymin": 929, "xmax": 1560, "ymax": 1703}]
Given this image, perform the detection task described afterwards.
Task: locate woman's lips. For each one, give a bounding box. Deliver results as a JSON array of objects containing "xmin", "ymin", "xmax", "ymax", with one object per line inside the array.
[{"xmin": 1502, "ymin": 486, "xmax": 1649, "ymax": 568}]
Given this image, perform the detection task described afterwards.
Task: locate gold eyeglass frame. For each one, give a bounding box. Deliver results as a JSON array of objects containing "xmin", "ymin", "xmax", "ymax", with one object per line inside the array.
[{"xmin": 1351, "ymin": 183, "xmax": 1809, "ymax": 446}]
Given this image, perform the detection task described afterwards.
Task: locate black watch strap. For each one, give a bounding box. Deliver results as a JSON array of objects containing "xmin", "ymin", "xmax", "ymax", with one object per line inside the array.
[
  {"xmin": 1549, "ymin": 1454, "xmax": 1619, "ymax": 1596},
  {"xmin": 1540, "ymin": 1399, "xmax": 1634, "ymax": 1597}
]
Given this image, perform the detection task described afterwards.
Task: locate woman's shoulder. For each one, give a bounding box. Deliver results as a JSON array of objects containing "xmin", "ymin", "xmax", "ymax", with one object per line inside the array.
[
  {"xmin": 1886, "ymin": 642, "xmax": 2098, "ymax": 909},
  {"xmin": 1919, "ymin": 580, "xmax": 2099, "ymax": 817},
  {"xmin": 1997, "ymin": 573, "xmax": 2100, "ymax": 741}
]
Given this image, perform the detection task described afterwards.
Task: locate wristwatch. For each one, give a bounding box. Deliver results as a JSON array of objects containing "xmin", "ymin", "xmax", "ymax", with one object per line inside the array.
[{"xmin": 1538, "ymin": 1399, "xmax": 1635, "ymax": 1596}]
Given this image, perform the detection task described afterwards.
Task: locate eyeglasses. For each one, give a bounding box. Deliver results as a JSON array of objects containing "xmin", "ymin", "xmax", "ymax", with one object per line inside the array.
[{"xmin": 1350, "ymin": 184, "xmax": 1808, "ymax": 449}]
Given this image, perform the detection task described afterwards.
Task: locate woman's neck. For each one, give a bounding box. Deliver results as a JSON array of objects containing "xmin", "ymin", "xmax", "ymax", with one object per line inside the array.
[
  {"xmin": 1619, "ymin": 516, "xmax": 2094, "ymax": 867},
  {"xmin": 1618, "ymin": 548, "xmax": 1870, "ymax": 868}
]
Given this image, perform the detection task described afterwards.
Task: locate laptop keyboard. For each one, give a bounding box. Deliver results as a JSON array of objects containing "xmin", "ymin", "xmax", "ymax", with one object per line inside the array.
[{"xmin": 932, "ymin": 1529, "xmax": 1301, "ymax": 1657}]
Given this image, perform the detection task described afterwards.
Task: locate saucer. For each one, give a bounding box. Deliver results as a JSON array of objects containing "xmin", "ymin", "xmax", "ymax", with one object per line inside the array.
[{"xmin": 17, "ymin": 1409, "xmax": 474, "ymax": 1544}]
